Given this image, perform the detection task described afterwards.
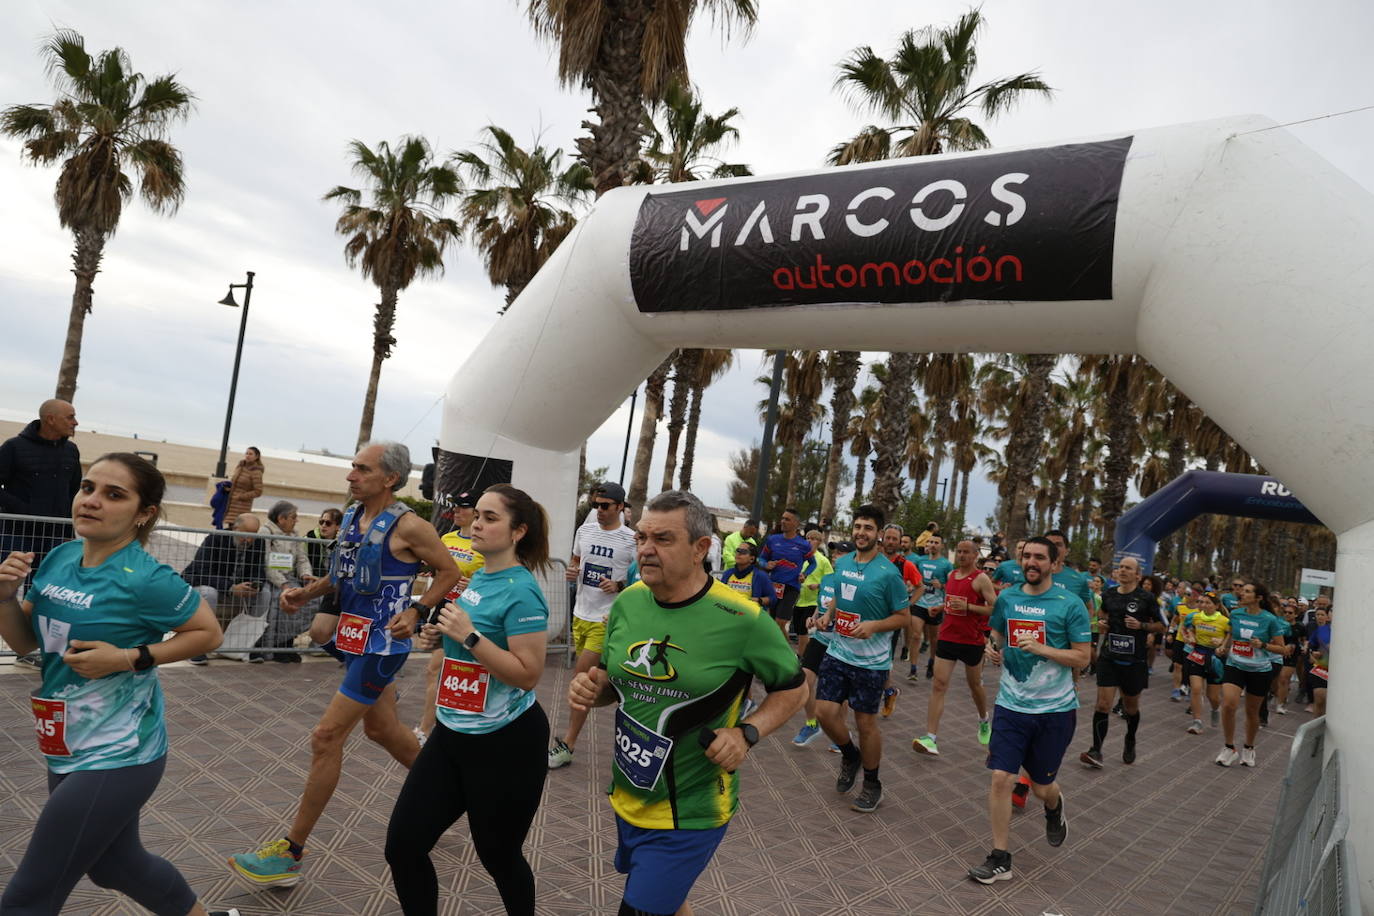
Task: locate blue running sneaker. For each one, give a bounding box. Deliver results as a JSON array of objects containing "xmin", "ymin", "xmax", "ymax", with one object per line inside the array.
[
  {"xmin": 229, "ymin": 838, "xmax": 303, "ymax": 888},
  {"xmin": 793, "ymin": 722, "xmax": 822, "ymax": 746}
]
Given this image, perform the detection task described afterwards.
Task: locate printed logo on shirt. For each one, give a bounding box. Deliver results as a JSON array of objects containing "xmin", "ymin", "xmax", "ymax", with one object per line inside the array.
[
  {"xmin": 1012, "ymin": 603, "xmax": 1047, "ymax": 617},
  {"xmin": 620, "ymin": 635, "xmax": 686, "ymax": 682},
  {"xmin": 460, "ymin": 587, "xmax": 481, "ymax": 606},
  {"xmin": 37, "ymin": 584, "xmax": 95, "ymax": 610}
]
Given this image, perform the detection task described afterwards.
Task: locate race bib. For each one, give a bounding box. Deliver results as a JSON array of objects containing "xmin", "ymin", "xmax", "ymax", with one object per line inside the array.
[
  {"xmin": 1231, "ymin": 641, "xmax": 1255, "ymax": 659},
  {"xmin": 1310, "ymin": 665, "xmax": 1329, "ymax": 680},
  {"xmin": 335, "ymin": 612, "xmax": 372, "ymax": 655},
  {"xmin": 436, "ymin": 658, "xmax": 489, "ymax": 713},
  {"xmin": 835, "ymin": 610, "xmax": 861, "ymax": 637},
  {"xmin": 268, "ymin": 551, "xmax": 294, "ymax": 572},
  {"xmin": 1107, "ymin": 632, "xmax": 1136, "ymax": 657},
  {"xmin": 773, "ymin": 582, "xmax": 787, "ymax": 601},
  {"xmin": 614, "ymin": 707, "xmax": 674, "ymax": 791},
  {"xmin": 31, "ymin": 697, "xmax": 71, "ymax": 757},
  {"xmin": 1008, "ymin": 619, "xmax": 1046, "ymax": 646},
  {"xmin": 581, "ymin": 562, "xmax": 612, "ymax": 589},
  {"xmin": 1187, "ymin": 649, "xmax": 1207, "ymax": 666},
  {"xmin": 944, "ymin": 596, "xmax": 966, "ymax": 616}
]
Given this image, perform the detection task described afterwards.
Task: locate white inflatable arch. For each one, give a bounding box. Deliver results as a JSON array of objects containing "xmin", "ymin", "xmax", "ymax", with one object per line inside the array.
[{"xmin": 440, "ymin": 115, "xmax": 1374, "ymax": 897}]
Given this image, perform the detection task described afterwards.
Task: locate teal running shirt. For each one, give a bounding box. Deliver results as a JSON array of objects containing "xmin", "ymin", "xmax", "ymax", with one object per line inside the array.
[{"xmin": 989, "ymin": 584, "xmax": 1091, "ymax": 714}]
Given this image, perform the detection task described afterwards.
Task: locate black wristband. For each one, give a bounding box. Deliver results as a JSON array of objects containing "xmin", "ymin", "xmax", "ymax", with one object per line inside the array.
[{"xmin": 133, "ymin": 644, "xmax": 156, "ymax": 671}]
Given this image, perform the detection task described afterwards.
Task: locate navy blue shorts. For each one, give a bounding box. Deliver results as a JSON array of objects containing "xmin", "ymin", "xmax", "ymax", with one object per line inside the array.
[
  {"xmin": 815, "ymin": 653, "xmax": 886, "ymax": 715},
  {"xmin": 615, "ymin": 815, "xmax": 727, "ymax": 915},
  {"xmin": 338, "ymin": 652, "xmax": 408, "ymax": 705},
  {"xmin": 986, "ymin": 706, "xmax": 1076, "ymax": 785}
]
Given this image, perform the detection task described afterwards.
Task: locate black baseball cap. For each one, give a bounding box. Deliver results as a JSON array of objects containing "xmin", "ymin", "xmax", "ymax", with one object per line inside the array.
[
  {"xmin": 596, "ymin": 482, "xmax": 627, "ymax": 503},
  {"xmin": 453, "ymin": 491, "xmax": 477, "ymax": 509}
]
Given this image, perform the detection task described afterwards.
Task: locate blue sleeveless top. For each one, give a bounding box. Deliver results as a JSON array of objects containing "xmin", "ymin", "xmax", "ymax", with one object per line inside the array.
[{"xmin": 333, "ymin": 504, "xmax": 422, "ymax": 656}]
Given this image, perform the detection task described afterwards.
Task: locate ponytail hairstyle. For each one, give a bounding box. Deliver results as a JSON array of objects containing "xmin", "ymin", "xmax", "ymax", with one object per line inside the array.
[
  {"xmin": 91, "ymin": 452, "xmax": 165, "ymax": 545},
  {"xmin": 1248, "ymin": 580, "xmax": 1277, "ymax": 612},
  {"xmin": 484, "ymin": 484, "xmax": 550, "ymax": 574}
]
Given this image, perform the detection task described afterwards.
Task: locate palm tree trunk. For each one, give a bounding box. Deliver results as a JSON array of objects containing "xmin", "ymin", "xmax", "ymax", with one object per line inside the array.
[
  {"xmin": 851, "ymin": 447, "xmax": 868, "ymax": 512},
  {"xmin": 820, "ymin": 351, "xmax": 860, "ymax": 524},
  {"xmin": 1057, "ymin": 429, "xmax": 1084, "ymax": 534},
  {"xmin": 356, "ymin": 286, "xmax": 399, "ymax": 450},
  {"xmin": 957, "ymin": 468, "xmax": 970, "ymax": 522},
  {"xmin": 628, "ymin": 356, "xmax": 673, "ymax": 512},
  {"xmin": 577, "ymin": 8, "xmax": 650, "ymax": 197},
  {"xmin": 1002, "ymin": 355, "xmax": 1056, "ymax": 542},
  {"xmin": 870, "ymin": 352, "xmax": 917, "ymax": 514},
  {"xmin": 660, "ymin": 350, "xmax": 692, "ymax": 492},
  {"xmin": 1097, "ymin": 361, "xmax": 1136, "ymax": 564},
  {"xmin": 680, "ymin": 380, "xmax": 704, "ymax": 490},
  {"xmin": 56, "ymin": 228, "xmax": 106, "ymax": 402}
]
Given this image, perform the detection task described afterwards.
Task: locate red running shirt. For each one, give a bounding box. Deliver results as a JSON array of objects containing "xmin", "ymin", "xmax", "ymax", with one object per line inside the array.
[{"xmin": 939, "ymin": 569, "xmax": 990, "ymax": 645}]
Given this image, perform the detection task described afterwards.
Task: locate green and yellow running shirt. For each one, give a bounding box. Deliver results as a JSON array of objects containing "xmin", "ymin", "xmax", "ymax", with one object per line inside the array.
[
  {"xmin": 602, "ymin": 576, "xmax": 802, "ymax": 830},
  {"xmin": 796, "ymin": 551, "xmax": 834, "ymax": 610},
  {"xmin": 1185, "ymin": 609, "xmax": 1230, "ymax": 648}
]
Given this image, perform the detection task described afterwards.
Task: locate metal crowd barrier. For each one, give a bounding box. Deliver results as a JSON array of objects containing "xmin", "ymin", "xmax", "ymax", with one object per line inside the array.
[
  {"xmin": 1, "ymin": 513, "xmax": 574, "ymax": 659},
  {"xmin": 1255, "ymin": 717, "xmax": 1359, "ymax": 915}
]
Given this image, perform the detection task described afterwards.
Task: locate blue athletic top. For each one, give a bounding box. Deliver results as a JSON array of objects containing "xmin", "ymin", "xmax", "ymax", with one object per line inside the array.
[
  {"xmin": 720, "ymin": 564, "xmax": 774, "ymax": 608},
  {"xmin": 435, "ymin": 565, "xmax": 548, "ymax": 735},
  {"xmin": 759, "ymin": 533, "xmax": 816, "ymax": 588},
  {"xmin": 29, "ymin": 540, "xmax": 199, "ymax": 773},
  {"xmin": 333, "ymin": 507, "xmax": 421, "ymax": 655}
]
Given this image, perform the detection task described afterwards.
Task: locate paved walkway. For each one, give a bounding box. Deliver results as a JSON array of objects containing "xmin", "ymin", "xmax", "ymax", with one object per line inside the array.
[{"xmin": 0, "ymin": 654, "xmax": 1292, "ymax": 915}]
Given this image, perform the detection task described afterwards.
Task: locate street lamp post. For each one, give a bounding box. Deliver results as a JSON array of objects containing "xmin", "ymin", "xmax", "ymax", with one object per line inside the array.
[{"xmin": 213, "ymin": 271, "xmax": 255, "ymax": 479}]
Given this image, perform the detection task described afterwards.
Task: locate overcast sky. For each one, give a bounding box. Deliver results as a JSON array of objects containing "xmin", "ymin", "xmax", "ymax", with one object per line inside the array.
[{"xmin": 2, "ymin": 0, "xmax": 1371, "ymax": 525}]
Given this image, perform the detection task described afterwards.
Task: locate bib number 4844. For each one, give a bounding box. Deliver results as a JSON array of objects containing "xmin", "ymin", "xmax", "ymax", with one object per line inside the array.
[{"xmin": 436, "ymin": 658, "xmax": 490, "ymax": 713}]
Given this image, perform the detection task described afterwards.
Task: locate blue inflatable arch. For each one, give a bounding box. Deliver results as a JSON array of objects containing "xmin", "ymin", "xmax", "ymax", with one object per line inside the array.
[{"xmin": 1112, "ymin": 471, "xmax": 1323, "ymax": 575}]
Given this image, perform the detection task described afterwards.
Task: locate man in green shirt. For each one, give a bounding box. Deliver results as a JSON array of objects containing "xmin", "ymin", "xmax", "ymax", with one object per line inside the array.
[
  {"xmin": 721, "ymin": 519, "xmax": 759, "ymax": 569},
  {"xmin": 570, "ymin": 491, "xmax": 805, "ymax": 916}
]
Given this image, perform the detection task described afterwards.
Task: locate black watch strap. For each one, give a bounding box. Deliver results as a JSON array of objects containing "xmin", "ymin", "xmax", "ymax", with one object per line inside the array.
[
  {"xmin": 133, "ymin": 644, "xmax": 155, "ymax": 671},
  {"xmin": 738, "ymin": 722, "xmax": 760, "ymax": 747}
]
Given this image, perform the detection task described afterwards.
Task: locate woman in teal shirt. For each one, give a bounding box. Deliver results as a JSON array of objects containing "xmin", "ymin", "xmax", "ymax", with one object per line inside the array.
[
  {"xmin": 0, "ymin": 453, "xmax": 229, "ymax": 915},
  {"xmin": 1215, "ymin": 581, "xmax": 1286, "ymax": 768},
  {"xmin": 386, "ymin": 484, "xmax": 551, "ymax": 915}
]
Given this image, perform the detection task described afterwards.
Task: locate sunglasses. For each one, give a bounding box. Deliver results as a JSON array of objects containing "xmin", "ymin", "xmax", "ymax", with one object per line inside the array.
[{"xmin": 592, "ymin": 501, "xmax": 617, "ymax": 511}]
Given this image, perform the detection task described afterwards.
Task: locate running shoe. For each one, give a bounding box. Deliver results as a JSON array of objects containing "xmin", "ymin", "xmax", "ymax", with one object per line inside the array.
[
  {"xmin": 1215, "ymin": 746, "xmax": 1239, "ymax": 767},
  {"xmin": 836, "ymin": 756, "xmax": 861, "ymax": 794},
  {"xmin": 852, "ymin": 780, "xmax": 882, "ymax": 812},
  {"xmin": 1187, "ymin": 719, "xmax": 1204, "ymax": 735},
  {"xmin": 881, "ymin": 686, "xmax": 900, "ymax": 717},
  {"xmin": 792, "ymin": 722, "xmax": 822, "ymax": 746},
  {"xmin": 1045, "ymin": 796, "xmax": 1067, "ymax": 847},
  {"xmin": 925, "ymin": 661, "xmax": 935, "ymax": 679},
  {"xmin": 188, "ymin": 654, "xmax": 209, "ymax": 666},
  {"xmin": 1240, "ymin": 747, "xmax": 1257, "ymax": 767},
  {"xmin": 1011, "ymin": 779, "xmax": 1030, "ymax": 809},
  {"xmin": 412, "ymin": 726, "xmax": 427, "ymax": 747},
  {"xmin": 209, "ymin": 910, "xmax": 242, "ymax": 916},
  {"xmin": 547, "ymin": 739, "xmax": 574, "ymax": 769},
  {"xmin": 14, "ymin": 652, "xmax": 40, "ymax": 671},
  {"xmin": 912, "ymin": 734, "xmax": 939, "ymax": 756},
  {"xmin": 907, "ymin": 667, "xmax": 920, "ymax": 682},
  {"xmin": 228, "ymin": 839, "xmax": 303, "ymax": 888},
  {"xmin": 968, "ymin": 851, "xmax": 1013, "ymax": 884},
  {"xmin": 827, "ymin": 743, "xmax": 841, "ymax": 753},
  {"xmin": 1211, "ymin": 709, "xmax": 1220, "ymax": 727},
  {"xmin": 1170, "ymin": 688, "xmax": 1183, "ymax": 702},
  {"xmin": 1276, "ymin": 703, "xmax": 1288, "ymax": 715},
  {"xmin": 740, "ymin": 697, "xmax": 758, "ymax": 719},
  {"xmin": 1180, "ymin": 684, "xmax": 1189, "ymax": 696},
  {"xmin": 1079, "ymin": 749, "xmax": 1104, "ymax": 769},
  {"xmin": 978, "ymin": 720, "xmax": 992, "ymax": 746},
  {"xmin": 900, "ymin": 646, "xmax": 910, "ymax": 661},
  {"xmin": 1123, "ymin": 737, "xmax": 1136, "ymax": 765},
  {"xmin": 1112, "ymin": 702, "xmax": 1124, "ymax": 717}
]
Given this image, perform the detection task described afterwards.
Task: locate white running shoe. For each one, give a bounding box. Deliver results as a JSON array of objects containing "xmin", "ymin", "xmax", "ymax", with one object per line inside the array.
[
  {"xmin": 1276, "ymin": 703, "xmax": 1288, "ymax": 715},
  {"xmin": 1215, "ymin": 747, "xmax": 1239, "ymax": 767},
  {"xmin": 1187, "ymin": 719, "xmax": 1203, "ymax": 735},
  {"xmin": 1240, "ymin": 747, "xmax": 1257, "ymax": 767}
]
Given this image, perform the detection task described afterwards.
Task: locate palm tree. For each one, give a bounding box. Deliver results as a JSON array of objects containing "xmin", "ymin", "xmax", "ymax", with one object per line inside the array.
[
  {"xmin": 660, "ymin": 348, "xmax": 696, "ymax": 491},
  {"xmin": 525, "ymin": 0, "xmax": 757, "ymax": 196},
  {"xmin": 781, "ymin": 351, "xmax": 826, "ymax": 507},
  {"xmin": 324, "ymin": 137, "xmax": 462, "ymax": 448},
  {"xmin": 914, "ymin": 353, "xmax": 974, "ymax": 500},
  {"xmin": 829, "ymin": 9, "xmax": 1052, "ymax": 164},
  {"xmin": 829, "ymin": 8, "xmax": 1051, "ymax": 516},
  {"xmin": 630, "ymin": 80, "xmax": 751, "ymax": 183},
  {"xmin": 2, "ymin": 30, "xmax": 194, "ymax": 402},
  {"xmin": 1047, "ymin": 361, "xmax": 1097, "ymax": 537},
  {"xmin": 821, "ymin": 351, "xmax": 862, "ymax": 523},
  {"xmin": 679, "ymin": 348, "xmax": 734, "ymax": 490},
  {"xmin": 451, "ymin": 125, "xmax": 592, "ymax": 312},
  {"xmin": 847, "ymin": 385, "xmax": 881, "ymax": 510},
  {"xmin": 979, "ymin": 354, "xmax": 1057, "ymax": 540},
  {"xmin": 1080, "ymin": 354, "xmax": 1147, "ymax": 563}
]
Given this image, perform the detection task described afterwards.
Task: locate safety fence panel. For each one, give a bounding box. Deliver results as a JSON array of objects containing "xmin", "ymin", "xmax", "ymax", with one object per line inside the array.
[
  {"xmin": 1, "ymin": 514, "xmax": 573, "ymax": 658},
  {"xmin": 1255, "ymin": 717, "xmax": 1358, "ymax": 915}
]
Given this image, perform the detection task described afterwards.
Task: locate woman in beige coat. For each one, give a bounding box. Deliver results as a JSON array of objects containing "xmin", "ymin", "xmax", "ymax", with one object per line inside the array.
[{"xmin": 225, "ymin": 448, "xmax": 264, "ymax": 519}]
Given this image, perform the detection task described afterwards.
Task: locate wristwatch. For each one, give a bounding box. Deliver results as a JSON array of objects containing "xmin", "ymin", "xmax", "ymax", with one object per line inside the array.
[
  {"xmin": 737, "ymin": 722, "xmax": 759, "ymax": 747},
  {"xmin": 133, "ymin": 645, "xmax": 156, "ymax": 671},
  {"xmin": 409, "ymin": 600, "xmax": 438, "ymax": 626},
  {"xmin": 463, "ymin": 631, "xmax": 482, "ymax": 650}
]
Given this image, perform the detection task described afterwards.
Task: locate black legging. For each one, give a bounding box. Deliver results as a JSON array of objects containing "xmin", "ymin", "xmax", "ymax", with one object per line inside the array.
[
  {"xmin": 0, "ymin": 755, "xmax": 198, "ymax": 916},
  {"xmin": 385, "ymin": 702, "xmax": 549, "ymax": 915}
]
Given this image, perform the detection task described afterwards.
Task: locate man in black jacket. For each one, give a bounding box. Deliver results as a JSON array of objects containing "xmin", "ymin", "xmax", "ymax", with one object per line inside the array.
[{"xmin": 181, "ymin": 513, "xmax": 267, "ymax": 663}]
